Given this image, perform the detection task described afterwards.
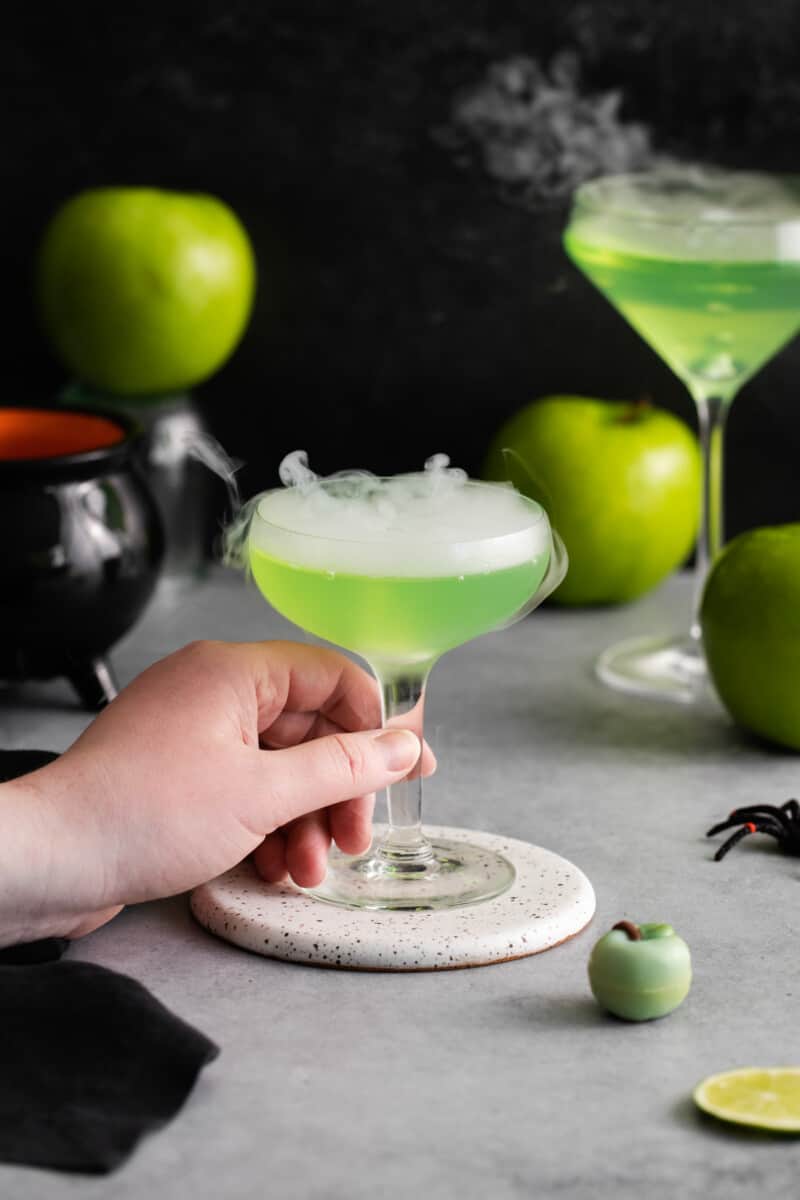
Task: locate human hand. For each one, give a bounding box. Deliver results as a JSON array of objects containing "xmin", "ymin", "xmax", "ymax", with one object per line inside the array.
[{"xmin": 0, "ymin": 641, "xmax": 433, "ymax": 945}]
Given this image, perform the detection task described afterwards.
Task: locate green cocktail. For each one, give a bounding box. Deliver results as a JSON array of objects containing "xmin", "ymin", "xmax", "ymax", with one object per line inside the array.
[
  {"xmin": 245, "ymin": 458, "xmax": 566, "ymax": 909},
  {"xmin": 249, "ymin": 553, "xmax": 548, "ymax": 668},
  {"xmin": 564, "ymin": 170, "xmax": 800, "ymax": 701},
  {"xmin": 564, "ymin": 238, "xmax": 800, "ymax": 398}
]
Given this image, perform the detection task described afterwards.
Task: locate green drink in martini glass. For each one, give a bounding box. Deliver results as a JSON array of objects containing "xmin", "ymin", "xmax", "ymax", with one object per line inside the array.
[
  {"xmin": 243, "ymin": 453, "xmax": 566, "ymax": 910},
  {"xmin": 564, "ymin": 168, "xmax": 800, "ymax": 702}
]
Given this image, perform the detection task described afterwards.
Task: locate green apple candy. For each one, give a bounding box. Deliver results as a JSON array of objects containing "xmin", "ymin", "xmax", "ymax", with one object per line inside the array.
[
  {"xmin": 484, "ymin": 395, "xmax": 701, "ymax": 605},
  {"xmin": 588, "ymin": 920, "xmax": 692, "ymax": 1021},
  {"xmin": 701, "ymin": 524, "xmax": 800, "ymax": 750}
]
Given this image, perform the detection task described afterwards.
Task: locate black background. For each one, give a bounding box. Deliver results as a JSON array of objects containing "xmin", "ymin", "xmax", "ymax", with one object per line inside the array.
[{"xmin": 5, "ymin": 1, "xmax": 800, "ymax": 535}]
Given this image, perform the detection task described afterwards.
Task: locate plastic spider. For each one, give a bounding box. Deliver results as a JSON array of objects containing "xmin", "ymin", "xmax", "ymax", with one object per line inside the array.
[{"xmin": 706, "ymin": 799, "xmax": 800, "ymax": 861}]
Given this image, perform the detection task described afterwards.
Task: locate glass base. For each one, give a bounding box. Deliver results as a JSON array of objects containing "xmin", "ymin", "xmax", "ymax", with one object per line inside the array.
[
  {"xmin": 595, "ymin": 631, "xmax": 707, "ymax": 704},
  {"xmin": 304, "ymin": 831, "xmax": 516, "ymax": 911}
]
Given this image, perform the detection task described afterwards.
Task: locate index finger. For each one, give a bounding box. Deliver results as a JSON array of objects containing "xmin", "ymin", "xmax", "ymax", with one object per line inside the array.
[{"xmin": 243, "ymin": 640, "xmax": 381, "ymax": 733}]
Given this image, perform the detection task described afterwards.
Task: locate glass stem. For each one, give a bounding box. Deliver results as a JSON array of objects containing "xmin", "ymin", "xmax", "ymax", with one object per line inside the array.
[
  {"xmin": 373, "ymin": 666, "xmax": 435, "ymax": 869},
  {"xmin": 690, "ymin": 390, "xmax": 730, "ymax": 640}
]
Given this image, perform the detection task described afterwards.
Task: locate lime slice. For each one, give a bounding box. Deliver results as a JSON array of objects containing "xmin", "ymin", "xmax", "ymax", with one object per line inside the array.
[{"xmin": 694, "ymin": 1067, "xmax": 800, "ymax": 1132}]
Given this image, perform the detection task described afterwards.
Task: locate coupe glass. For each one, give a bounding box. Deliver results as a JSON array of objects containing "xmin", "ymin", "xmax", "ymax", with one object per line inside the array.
[
  {"xmin": 246, "ymin": 474, "xmax": 566, "ymax": 910},
  {"xmin": 564, "ymin": 168, "xmax": 800, "ymax": 702}
]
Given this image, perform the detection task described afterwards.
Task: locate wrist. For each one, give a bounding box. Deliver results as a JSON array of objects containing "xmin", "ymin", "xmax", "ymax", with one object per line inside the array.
[{"xmin": 0, "ymin": 757, "xmax": 112, "ymax": 946}]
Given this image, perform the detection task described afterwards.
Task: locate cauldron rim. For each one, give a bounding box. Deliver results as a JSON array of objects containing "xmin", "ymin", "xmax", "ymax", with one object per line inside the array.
[{"xmin": 0, "ymin": 404, "xmax": 142, "ymax": 483}]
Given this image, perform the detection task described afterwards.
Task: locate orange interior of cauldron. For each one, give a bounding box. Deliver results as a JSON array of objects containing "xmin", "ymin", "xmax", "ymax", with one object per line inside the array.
[{"xmin": 0, "ymin": 408, "xmax": 126, "ymax": 460}]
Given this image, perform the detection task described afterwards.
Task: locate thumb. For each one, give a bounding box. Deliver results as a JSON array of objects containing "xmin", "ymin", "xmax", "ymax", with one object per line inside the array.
[{"xmin": 255, "ymin": 728, "xmax": 421, "ymax": 830}]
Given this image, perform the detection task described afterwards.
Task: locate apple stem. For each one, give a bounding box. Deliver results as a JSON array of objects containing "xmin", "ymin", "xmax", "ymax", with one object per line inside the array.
[
  {"xmin": 617, "ymin": 396, "xmax": 652, "ymax": 423},
  {"xmin": 612, "ymin": 920, "xmax": 642, "ymax": 941}
]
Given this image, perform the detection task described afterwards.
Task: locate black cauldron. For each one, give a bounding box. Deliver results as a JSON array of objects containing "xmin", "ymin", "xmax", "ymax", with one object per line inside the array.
[{"xmin": 0, "ymin": 406, "xmax": 164, "ymax": 709}]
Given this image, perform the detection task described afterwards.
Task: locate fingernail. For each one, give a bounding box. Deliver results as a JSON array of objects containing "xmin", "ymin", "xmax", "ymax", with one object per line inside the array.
[{"xmin": 373, "ymin": 729, "xmax": 420, "ymax": 771}]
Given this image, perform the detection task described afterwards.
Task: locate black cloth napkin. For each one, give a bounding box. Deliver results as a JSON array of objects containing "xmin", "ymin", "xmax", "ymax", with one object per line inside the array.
[{"xmin": 0, "ymin": 749, "xmax": 220, "ymax": 1174}]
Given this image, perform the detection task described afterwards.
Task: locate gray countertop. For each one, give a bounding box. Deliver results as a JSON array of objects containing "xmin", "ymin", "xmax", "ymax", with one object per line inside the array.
[{"xmin": 1, "ymin": 569, "xmax": 798, "ymax": 1199}]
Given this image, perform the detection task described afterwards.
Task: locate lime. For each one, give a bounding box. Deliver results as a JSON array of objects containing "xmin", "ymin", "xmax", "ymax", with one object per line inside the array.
[
  {"xmin": 701, "ymin": 524, "xmax": 800, "ymax": 749},
  {"xmin": 37, "ymin": 187, "xmax": 256, "ymax": 395},
  {"xmin": 693, "ymin": 1067, "xmax": 800, "ymax": 1132}
]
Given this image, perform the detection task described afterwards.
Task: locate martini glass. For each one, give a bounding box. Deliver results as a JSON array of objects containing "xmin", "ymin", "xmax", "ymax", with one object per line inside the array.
[
  {"xmin": 246, "ymin": 469, "xmax": 566, "ymax": 910},
  {"xmin": 564, "ymin": 168, "xmax": 800, "ymax": 702}
]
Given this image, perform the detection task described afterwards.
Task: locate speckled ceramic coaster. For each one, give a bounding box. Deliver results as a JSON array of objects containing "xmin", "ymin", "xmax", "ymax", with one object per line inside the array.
[{"xmin": 191, "ymin": 827, "xmax": 595, "ymax": 971}]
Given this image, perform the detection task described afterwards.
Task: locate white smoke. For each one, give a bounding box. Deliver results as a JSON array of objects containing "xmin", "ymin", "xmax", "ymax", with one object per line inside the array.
[
  {"xmin": 572, "ymin": 166, "xmax": 800, "ymax": 261},
  {"xmin": 223, "ymin": 450, "xmax": 549, "ymax": 577},
  {"xmin": 437, "ymin": 50, "xmax": 661, "ymax": 208},
  {"xmin": 182, "ymin": 430, "xmax": 242, "ymax": 517},
  {"xmin": 278, "ymin": 449, "xmax": 317, "ymax": 490}
]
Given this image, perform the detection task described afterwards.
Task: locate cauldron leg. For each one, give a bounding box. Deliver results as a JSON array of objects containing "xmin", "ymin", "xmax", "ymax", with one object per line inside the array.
[{"xmin": 67, "ymin": 657, "xmax": 119, "ymax": 710}]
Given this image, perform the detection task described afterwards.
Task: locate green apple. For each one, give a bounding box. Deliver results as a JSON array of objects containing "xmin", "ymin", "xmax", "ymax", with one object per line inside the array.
[
  {"xmin": 37, "ymin": 187, "xmax": 256, "ymax": 395},
  {"xmin": 484, "ymin": 395, "xmax": 701, "ymax": 605},
  {"xmin": 701, "ymin": 525, "xmax": 800, "ymax": 749},
  {"xmin": 588, "ymin": 920, "xmax": 692, "ymax": 1021}
]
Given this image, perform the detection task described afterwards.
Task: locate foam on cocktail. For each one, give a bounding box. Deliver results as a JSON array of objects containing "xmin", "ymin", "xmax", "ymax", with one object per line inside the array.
[
  {"xmin": 571, "ymin": 167, "xmax": 800, "ymax": 262},
  {"xmin": 248, "ymin": 452, "xmax": 549, "ymax": 578}
]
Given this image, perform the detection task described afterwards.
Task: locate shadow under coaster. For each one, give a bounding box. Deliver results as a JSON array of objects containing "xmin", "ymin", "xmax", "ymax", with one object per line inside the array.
[{"xmin": 191, "ymin": 827, "xmax": 596, "ymax": 972}]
